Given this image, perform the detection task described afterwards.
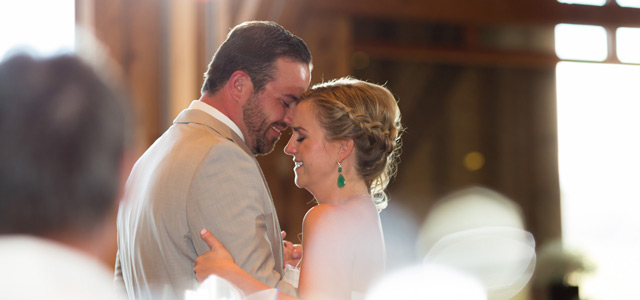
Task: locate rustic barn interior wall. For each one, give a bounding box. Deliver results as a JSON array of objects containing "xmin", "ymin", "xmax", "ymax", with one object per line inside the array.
[{"xmin": 78, "ymin": 1, "xmax": 640, "ymax": 298}]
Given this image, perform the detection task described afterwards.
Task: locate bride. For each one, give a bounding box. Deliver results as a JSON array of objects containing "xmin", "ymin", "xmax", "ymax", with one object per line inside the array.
[{"xmin": 194, "ymin": 77, "xmax": 403, "ymax": 300}]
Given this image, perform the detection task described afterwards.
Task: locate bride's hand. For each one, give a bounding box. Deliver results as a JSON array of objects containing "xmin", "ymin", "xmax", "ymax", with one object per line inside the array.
[
  {"xmin": 282, "ymin": 231, "xmax": 302, "ymax": 268},
  {"xmin": 195, "ymin": 228, "xmax": 236, "ymax": 283}
]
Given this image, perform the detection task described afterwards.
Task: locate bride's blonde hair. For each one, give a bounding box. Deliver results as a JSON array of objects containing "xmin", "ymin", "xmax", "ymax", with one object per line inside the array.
[{"xmin": 300, "ymin": 77, "xmax": 403, "ymax": 210}]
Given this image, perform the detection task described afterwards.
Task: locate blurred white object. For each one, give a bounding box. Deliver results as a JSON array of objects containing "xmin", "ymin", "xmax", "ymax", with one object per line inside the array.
[
  {"xmin": 417, "ymin": 187, "xmax": 525, "ymax": 253},
  {"xmin": 0, "ymin": 0, "xmax": 75, "ymax": 59},
  {"xmin": 245, "ymin": 289, "xmax": 278, "ymax": 300},
  {"xmin": 185, "ymin": 275, "xmax": 244, "ymax": 300},
  {"xmin": 0, "ymin": 236, "xmax": 126, "ymax": 300},
  {"xmin": 423, "ymin": 227, "xmax": 536, "ymax": 299},
  {"xmin": 366, "ymin": 264, "xmax": 487, "ymax": 300},
  {"xmin": 185, "ymin": 276, "xmax": 280, "ymax": 300},
  {"xmin": 417, "ymin": 186, "xmax": 537, "ymax": 300}
]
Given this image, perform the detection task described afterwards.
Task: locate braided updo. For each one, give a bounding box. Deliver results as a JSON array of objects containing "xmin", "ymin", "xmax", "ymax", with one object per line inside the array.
[{"xmin": 300, "ymin": 77, "xmax": 403, "ymax": 210}]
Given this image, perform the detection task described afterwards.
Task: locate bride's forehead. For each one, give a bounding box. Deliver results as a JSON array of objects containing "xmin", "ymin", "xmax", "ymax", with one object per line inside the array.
[
  {"xmin": 295, "ymin": 100, "xmax": 314, "ymax": 111},
  {"xmin": 293, "ymin": 102, "xmax": 315, "ymax": 120}
]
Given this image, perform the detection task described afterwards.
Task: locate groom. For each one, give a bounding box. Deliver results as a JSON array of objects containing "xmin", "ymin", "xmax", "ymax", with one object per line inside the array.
[{"xmin": 115, "ymin": 21, "xmax": 311, "ymax": 300}]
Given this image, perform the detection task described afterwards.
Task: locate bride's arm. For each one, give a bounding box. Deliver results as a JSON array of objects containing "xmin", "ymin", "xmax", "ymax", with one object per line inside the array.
[
  {"xmin": 196, "ymin": 229, "xmax": 297, "ymax": 300},
  {"xmin": 298, "ymin": 205, "xmax": 352, "ymax": 300},
  {"xmin": 196, "ymin": 205, "xmax": 353, "ymax": 300}
]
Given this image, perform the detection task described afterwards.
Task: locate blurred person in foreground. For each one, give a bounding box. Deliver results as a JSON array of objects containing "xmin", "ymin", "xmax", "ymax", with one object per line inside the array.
[
  {"xmin": 194, "ymin": 77, "xmax": 403, "ymax": 300},
  {"xmin": 115, "ymin": 21, "xmax": 311, "ymax": 300},
  {"xmin": 0, "ymin": 54, "xmax": 131, "ymax": 300}
]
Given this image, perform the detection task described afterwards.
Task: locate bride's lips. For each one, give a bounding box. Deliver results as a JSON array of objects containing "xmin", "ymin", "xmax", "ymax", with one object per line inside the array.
[{"xmin": 293, "ymin": 159, "xmax": 303, "ymax": 170}]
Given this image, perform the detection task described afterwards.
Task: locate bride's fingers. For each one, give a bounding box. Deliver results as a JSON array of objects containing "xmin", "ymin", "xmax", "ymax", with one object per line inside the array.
[{"xmin": 200, "ymin": 228, "xmax": 223, "ymax": 251}]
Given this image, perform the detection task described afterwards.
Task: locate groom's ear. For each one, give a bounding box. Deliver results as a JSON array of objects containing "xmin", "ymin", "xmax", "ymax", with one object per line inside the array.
[
  {"xmin": 338, "ymin": 139, "xmax": 354, "ymax": 161},
  {"xmin": 227, "ymin": 71, "xmax": 253, "ymax": 103}
]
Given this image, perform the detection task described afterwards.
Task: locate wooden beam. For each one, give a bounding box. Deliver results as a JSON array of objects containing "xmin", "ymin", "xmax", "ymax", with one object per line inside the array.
[
  {"xmin": 308, "ymin": 0, "xmax": 640, "ymax": 27},
  {"xmin": 235, "ymin": 0, "xmax": 262, "ymax": 24},
  {"xmin": 266, "ymin": 0, "xmax": 307, "ymax": 30},
  {"xmin": 75, "ymin": 0, "xmax": 164, "ymax": 272},
  {"xmin": 81, "ymin": 0, "xmax": 163, "ymax": 148},
  {"xmin": 167, "ymin": 0, "xmax": 201, "ymax": 123},
  {"xmin": 211, "ymin": 0, "xmax": 233, "ymax": 48},
  {"xmin": 354, "ymin": 42, "xmax": 559, "ymax": 69},
  {"xmin": 300, "ymin": 15, "xmax": 353, "ymax": 83}
]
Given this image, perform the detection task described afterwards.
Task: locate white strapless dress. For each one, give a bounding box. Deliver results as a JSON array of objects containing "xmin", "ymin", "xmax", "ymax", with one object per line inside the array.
[{"xmin": 283, "ymin": 265, "xmax": 366, "ymax": 300}]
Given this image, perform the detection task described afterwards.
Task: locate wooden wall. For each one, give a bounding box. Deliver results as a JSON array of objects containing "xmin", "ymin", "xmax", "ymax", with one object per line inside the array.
[{"xmin": 77, "ymin": 1, "xmax": 640, "ymax": 298}]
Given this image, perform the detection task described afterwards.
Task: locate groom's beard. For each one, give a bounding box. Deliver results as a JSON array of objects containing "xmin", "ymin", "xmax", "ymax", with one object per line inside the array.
[{"xmin": 242, "ymin": 93, "xmax": 284, "ymax": 156}]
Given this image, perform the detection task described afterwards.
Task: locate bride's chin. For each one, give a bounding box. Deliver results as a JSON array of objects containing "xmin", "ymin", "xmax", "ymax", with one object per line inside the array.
[{"xmin": 293, "ymin": 176, "xmax": 302, "ymax": 188}]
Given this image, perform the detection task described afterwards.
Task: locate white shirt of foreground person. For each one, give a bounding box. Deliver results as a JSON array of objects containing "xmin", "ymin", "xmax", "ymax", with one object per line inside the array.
[
  {"xmin": 185, "ymin": 275, "xmax": 366, "ymax": 300},
  {"xmin": 184, "ymin": 275, "xmax": 291, "ymax": 300},
  {"xmin": 0, "ymin": 236, "xmax": 125, "ymax": 300}
]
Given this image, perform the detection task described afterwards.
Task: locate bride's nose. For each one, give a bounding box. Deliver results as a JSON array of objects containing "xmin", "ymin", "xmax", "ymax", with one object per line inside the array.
[{"xmin": 284, "ymin": 138, "xmax": 296, "ymax": 156}]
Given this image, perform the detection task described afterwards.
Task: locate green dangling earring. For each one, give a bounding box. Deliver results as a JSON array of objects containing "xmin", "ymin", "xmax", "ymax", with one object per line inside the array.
[{"xmin": 337, "ymin": 161, "xmax": 346, "ymax": 188}]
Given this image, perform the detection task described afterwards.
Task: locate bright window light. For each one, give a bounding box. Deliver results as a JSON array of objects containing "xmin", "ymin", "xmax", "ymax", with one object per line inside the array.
[
  {"xmin": 555, "ymin": 24, "xmax": 608, "ymax": 61},
  {"xmin": 617, "ymin": 27, "xmax": 640, "ymax": 63},
  {"xmin": 557, "ymin": 61, "xmax": 640, "ymax": 300},
  {"xmin": 616, "ymin": 0, "xmax": 640, "ymax": 8},
  {"xmin": 0, "ymin": 0, "xmax": 75, "ymax": 59},
  {"xmin": 558, "ymin": 0, "xmax": 606, "ymax": 6}
]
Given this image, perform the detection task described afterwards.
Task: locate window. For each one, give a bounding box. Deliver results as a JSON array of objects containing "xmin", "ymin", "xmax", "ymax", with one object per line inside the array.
[
  {"xmin": 616, "ymin": 27, "xmax": 640, "ymax": 63},
  {"xmin": 555, "ymin": 24, "xmax": 608, "ymax": 61},
  {"xmin": 616, "ymin": 0, "xmax": 640, "ymax": 8},
  {"xmin": 556, "ymin": 8, "xmax": 640, "ymax": 299},
  {"xmin": 0, "ymin": 0, "xmax": 75, "ymax": 59},
  {"xmin": 557, "ymin": 61, "xmax": 640, "ymax": 300},
  {"xmin": 558, "ymin": 0, "xmax": 606, "ymax": 6}
]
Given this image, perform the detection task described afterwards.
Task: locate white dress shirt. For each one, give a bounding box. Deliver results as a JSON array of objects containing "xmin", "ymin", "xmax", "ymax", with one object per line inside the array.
[{"xmin": 188, "ymin": 100, "xmax": 245, "ymax": 142}]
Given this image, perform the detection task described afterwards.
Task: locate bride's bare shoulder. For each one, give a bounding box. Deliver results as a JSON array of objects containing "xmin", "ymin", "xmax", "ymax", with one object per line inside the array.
[
  {"xmin": 302, "ymin": 204, "xmax": 356, "ymax": 235},
  {"xmin": 303, "ymin": 204, "xmax": 343, "ymax": 226}
]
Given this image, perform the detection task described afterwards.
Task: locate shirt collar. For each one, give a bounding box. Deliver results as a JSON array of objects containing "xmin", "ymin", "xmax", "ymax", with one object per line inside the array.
[{"xmin": 188, "ymin": 100, "xmax": 245, "ymax": 142}]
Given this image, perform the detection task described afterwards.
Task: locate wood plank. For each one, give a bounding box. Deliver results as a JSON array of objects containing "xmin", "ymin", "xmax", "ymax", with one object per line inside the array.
[
  {"xmin": 354, "ymin": 42, "xmax": 559, "ymax": 69},
  {"xmin": 267, "ymin": 0, "xmax": 307, "ymax": 30},
  {"xmin": 235, "ymin": 0, "xmax": 262, "ymax": 24},
  {"xmin": 300, "ymin": 15, "xmax": 353, "ymax": 83},
  {"xmin": 82, "ymin": 0, "xmax": 163, "ymax": 149},
  {"xmin": 125, "ymin": 0, "xmax": 163, "ymax": 144},
  {"xmin": 308, "ymin": 0, "xmax": 640, "ymax": 27},
  {"xmin": 167, "ymin": 0, "xmax": 201, "ymax": 122}
]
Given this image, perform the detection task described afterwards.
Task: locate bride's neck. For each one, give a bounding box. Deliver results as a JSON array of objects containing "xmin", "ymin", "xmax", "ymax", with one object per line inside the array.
[{"xmin": 310, "ymin": 179, "xmax": 369, "ymax": 205}]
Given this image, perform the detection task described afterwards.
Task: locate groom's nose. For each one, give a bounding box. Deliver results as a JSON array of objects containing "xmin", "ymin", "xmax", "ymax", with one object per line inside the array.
[{"xmin": 283, "ymin": 102, "xmax": 297, "ymax": 126}]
